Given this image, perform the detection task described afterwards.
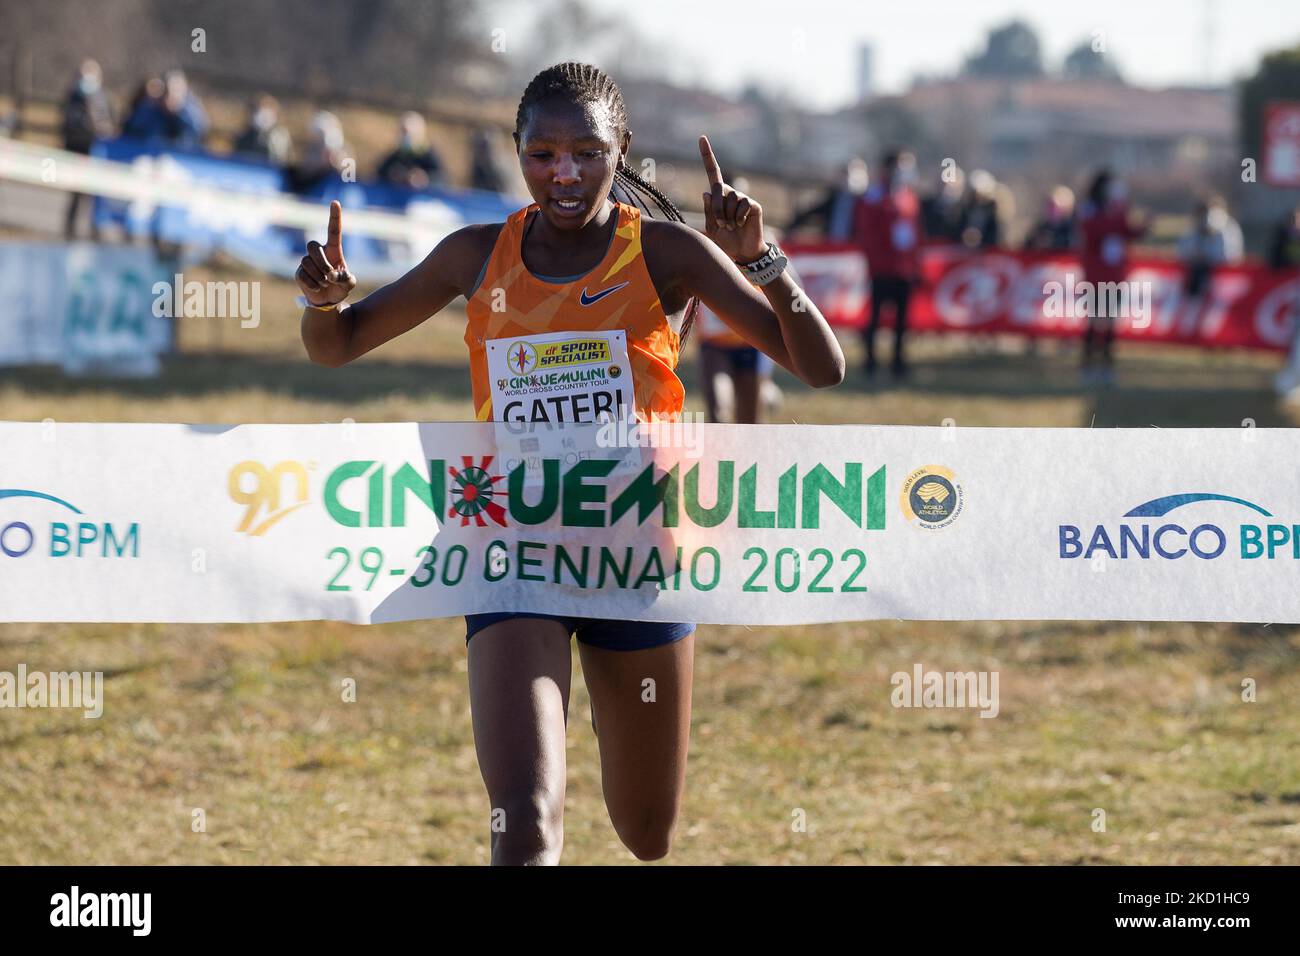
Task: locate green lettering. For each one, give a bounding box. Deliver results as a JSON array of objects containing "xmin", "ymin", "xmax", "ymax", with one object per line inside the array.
[
  {"xmin": 563, "ymin": 459, "xmax": 617, "ymax": 527},
  {"xmin": 684, "ymin": 461, "xmax": 733, "ymax": 527},
  {"xmin": 738, "ymin": 464, "xmax": 775, "ymax": 528},
  {"xmin": 801, "ymin": 463, "xmax": 861, "ymax": 529},
  {"xmin": 508, "ymin": 460, "xmax": 560, "ymax": 525}
]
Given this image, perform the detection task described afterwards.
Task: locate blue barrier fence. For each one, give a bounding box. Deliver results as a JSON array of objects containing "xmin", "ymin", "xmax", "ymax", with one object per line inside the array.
[{"xmin": 90, "ymin": 138, "xmax": 522, "ymax": 274}]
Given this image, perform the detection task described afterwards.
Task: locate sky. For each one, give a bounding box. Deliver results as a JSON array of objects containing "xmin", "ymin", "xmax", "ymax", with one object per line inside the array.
[{"xmin": 574, "ymin": 0, "xmax": 1300, "ymax": 110}]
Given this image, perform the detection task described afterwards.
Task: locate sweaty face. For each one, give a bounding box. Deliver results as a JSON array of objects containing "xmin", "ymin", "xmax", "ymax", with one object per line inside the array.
[{"xmin": 516, "ymin": 99, "xmax": 626, "ymax": 230}]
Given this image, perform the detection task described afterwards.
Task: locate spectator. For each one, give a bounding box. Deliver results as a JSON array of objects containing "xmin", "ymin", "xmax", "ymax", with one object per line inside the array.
[
  {"xmin": 855, "ymin": 148, "xmax": 923, "ymax": 378},
  {"xmin": 289, "ymin": 110, "xmax": 349, "ymax": 193},
  {"xmin": 469, "ymin": 127, "xmax": 507, "ymax": 193},
  {"xmin": 1268, "ymin": 204, "xmax": 1300, "ymax": 270},
  {"xmin": 377, "ymin": 112, "xmax": 445, "ymax": 190},
  {"xmin": 122, "ymin": 75, "xmax": 163, "ymax": 136},
  {"xmin": 959, "ymin": 169, "xmax": 1001, "ymax": 249},
  {"xmin": 786, "ymin": 157, "xmax": 869, "ymax": 241},
  {"xmin": 233, "ymin": 93, "xmax": 291, "ymax": 166},
  {"xmin": 1025, "ymin": 186, "xmax": 1076, "ymax": 251},
  {"xmin": 696, "ymin": 301, "xmax": 778, "ymax": 424},
  {"xmin": 1269, "ymin": 205, "xmax": 1300, "ymax": 400},
  {"xmin": 1077, "ymin": 168, "xmax": 1149, "ymax": 384},
  {"xmin": 1176, "ymin": 194, "xmax": 1242, "ymax": 298},
  {"xmin": 124, "ymin": 69, "xmax": 208, "ymax": 146},
  {"xmin": 920, "ymin": 163, "xmax": 966, "ymax": 243},
  {"xmin": 61, "ymin": 59, "xmax": 115, "ymax": 239},
  {"xmin": 160, "ymin": 69, "xmax": 208, "ymax": 146}
]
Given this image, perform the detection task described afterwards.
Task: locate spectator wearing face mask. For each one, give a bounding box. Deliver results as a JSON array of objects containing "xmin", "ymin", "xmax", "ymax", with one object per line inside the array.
[
  {"xmin": 377, "ymin": 112, "xmax": 446, "ymax": 191},
  {"xmin": 233, "ymin": 93, "xmax": 292, "ymax": 166},
  {"xmin": 1177, "ymin": 194, "xmax": 1242, "ymax": 298},
  {"xmin": 959, "ymin": 169, "xmax": 1002, "ymax": 249},
  {"xmin": 787, "ymin": 157, "xmax": 870, "ymax": 242},
  {"xmin": 125, "ymin": 69, "xmax": 208, "ymax": 147},
  {"xmin": 920, "ymin": 163, "xmax": 966, "ymax": 243},
  {"xmin": 288, "ymin": 110, "xmax": 349, "ymax": 193},
  {"xmin": 61, "ymin": 59, "xmax": 116, "ymax": 238},
  {"xmin": 1076, "ymin": 168, "xmax": 1149, "ymax": 383},
  {"xmin": 854, "ymin": 148, "xmax": 923, "ymax": 378},
  {"xmin": 1026, "ymin": 186, "xmax": 1076, "ymax": 251}
]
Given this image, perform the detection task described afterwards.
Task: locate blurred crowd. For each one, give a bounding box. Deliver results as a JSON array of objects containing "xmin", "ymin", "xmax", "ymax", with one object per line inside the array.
[
  {"xmin": 57, "ymin": 59, "xmax": 512, "ymax": 237},
  {"xmin": 30, "ymin": 59, "xmax": 1300, "ymax": 405},
  {"xmin": 786, "ymin": 149, "xmax": 1300, "ymax": 384}
]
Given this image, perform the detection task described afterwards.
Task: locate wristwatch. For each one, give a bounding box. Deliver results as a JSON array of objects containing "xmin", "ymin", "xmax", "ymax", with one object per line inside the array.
[{"xmin": 735, "ymin": 241, "xmax": 788, "ymax": 286}]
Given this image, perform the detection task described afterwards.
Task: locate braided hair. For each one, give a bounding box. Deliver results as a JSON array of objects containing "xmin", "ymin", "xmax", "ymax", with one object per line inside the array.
[{"xmin": 514, "ymin": 62, "xmax": 700, "ymax": 342}]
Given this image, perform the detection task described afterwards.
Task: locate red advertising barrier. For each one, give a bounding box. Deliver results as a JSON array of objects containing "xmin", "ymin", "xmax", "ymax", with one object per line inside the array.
[{"xmin": 786, "ymin": 242, "xmax": 1300, "ymax": 352}]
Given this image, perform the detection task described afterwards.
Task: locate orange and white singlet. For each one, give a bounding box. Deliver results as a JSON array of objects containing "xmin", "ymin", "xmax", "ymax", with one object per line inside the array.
[{"xmin": 464, "ymin": 201, "xmax": 685, "ymax": 423}]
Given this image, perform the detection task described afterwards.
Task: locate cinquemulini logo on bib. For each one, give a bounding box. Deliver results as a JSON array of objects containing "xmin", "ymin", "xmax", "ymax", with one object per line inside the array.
[{"xmin": 900, "ymin": 465, "xmax": 963, "ymax": 530}]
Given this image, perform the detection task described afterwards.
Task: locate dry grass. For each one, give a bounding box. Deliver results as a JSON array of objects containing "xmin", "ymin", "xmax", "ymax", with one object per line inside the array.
[{"xmin": 2, "ymin": 267, "xmax": 1298, "ymax": 864}]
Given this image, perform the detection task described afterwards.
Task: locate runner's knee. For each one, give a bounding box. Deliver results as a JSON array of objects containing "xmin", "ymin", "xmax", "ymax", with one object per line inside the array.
[
  {"xmin": 611, "ymin": 806, "xmax": 678, "ymax": 861},
  {"xmin": 491, "ymin": 788, "xmax": 564, "ymax": 863}
]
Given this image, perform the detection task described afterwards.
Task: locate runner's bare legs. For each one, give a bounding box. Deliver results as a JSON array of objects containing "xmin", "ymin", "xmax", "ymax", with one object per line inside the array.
[
  {"xmin": 467, "ymin": 620, "xmax": 572, "ymax": 865},
  {"xmin": 578, "ymin": 634, "xmax": 695, "ymax": 860}
]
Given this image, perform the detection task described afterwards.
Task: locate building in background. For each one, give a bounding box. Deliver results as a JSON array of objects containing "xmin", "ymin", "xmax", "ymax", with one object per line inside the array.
[{"xmin": 856, "ymin": 43, "xmax": 875, "ymax": 105}]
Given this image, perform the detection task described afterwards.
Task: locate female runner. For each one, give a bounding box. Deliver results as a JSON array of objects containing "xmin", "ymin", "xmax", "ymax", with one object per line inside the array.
[{"xmin": 296, "ymin": 63, "xmax": 844, "ymax": 864}]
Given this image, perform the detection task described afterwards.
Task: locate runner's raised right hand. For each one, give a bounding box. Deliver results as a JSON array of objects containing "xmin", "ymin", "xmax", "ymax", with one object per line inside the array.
[{"xmin": 296, "ymin": 201, "xmax": 358, "ymax": 307}]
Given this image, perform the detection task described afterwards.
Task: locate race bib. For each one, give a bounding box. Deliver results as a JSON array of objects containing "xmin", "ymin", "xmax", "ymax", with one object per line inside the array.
[{"xmin": 485, "ymin": 329, "xmax": 642, "ymax": 485}]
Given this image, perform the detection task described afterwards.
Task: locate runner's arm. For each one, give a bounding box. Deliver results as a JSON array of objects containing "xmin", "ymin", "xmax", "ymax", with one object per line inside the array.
[
  {"xmin": 676, "ymin": 134, "xmax": 844, "ymax": 388},
  {"xmin": 670, "ymin": 224, "xmax": 845, "ymax": 388},
  {"xmin": 299, "ymin": 213, "xmax": 490, "ymax": 367}
]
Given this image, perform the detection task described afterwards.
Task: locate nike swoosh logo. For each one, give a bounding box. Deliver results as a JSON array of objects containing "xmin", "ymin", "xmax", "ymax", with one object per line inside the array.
[{"xmin": 579, "ymin": 281, "xmax": 630, "ymax": 306}]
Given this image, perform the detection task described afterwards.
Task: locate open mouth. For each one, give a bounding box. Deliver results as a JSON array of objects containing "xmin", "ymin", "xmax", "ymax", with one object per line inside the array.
[{"xmin": 552, "ymin": 197, "xmax": 585, "ymax": 216}]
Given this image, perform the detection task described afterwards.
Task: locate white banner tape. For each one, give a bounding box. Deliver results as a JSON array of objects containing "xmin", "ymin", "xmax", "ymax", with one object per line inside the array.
[{"xmin": 1, "ymin": 421, "xmax": 1296, "ymax": 625}]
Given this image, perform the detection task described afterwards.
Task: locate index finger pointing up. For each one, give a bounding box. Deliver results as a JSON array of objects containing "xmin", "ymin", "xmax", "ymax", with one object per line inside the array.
[
  {"xmin": 699, "ymin": 135, "xmax": 724, "ymax": 187},
  {"xmin": 325, "ymin": 200, "xmax": 344, "ymax": 260}
]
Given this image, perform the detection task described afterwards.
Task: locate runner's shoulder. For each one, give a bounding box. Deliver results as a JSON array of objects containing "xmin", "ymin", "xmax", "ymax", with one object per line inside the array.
[
  {"xmin": 445, "ymin": 221, "xmax": 507, "ymax": 259},
  {"xmin": 641, "ymin": 218, "xmax": 713, "ymax": 276},
  {"xmin": 432, "ymin": 222, "xmax": 507, "ymax": 296},
  {"xmin": 641, "ymin": 217, "xmax": 703, "ymax": 249}
]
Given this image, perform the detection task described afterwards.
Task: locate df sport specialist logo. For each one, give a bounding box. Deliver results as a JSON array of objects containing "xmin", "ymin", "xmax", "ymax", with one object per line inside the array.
[{"xmin": 900, "ymin": 465, "xmax": 964, "ymax": 530}]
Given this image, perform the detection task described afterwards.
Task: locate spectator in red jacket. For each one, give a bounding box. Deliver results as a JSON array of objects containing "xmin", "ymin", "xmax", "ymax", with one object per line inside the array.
[
  {"xmin": 1076, "ymin": 168, "xmax": 1148, "ymax": 382},
  {"xmin": 855, "ymin": 148, "xmax": 923, "ymax": 377}
]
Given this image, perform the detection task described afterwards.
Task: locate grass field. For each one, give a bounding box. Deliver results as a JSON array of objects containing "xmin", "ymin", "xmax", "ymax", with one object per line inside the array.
[{"xmin": 2, "ymin": 266, "xmax": 1298, "ymax": 864}]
